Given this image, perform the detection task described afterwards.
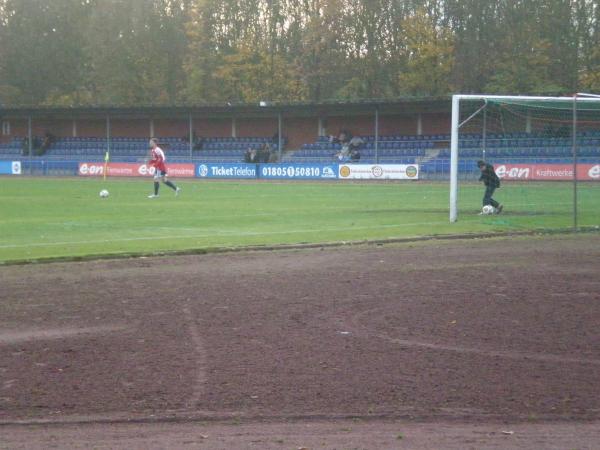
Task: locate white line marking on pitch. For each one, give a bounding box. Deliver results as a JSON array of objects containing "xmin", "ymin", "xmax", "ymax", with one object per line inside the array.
[
  {"xmin": 377, "ymin": 334, "xmax": 600, "ymax": 366},
  {"xmin": 348, "ymin": 309, "xmax": 600, "ymax": 366},
  {"xmin": 182, "ymin": 304, "xmax": 207, "ymax": 410},
  {"xmin": 0, "ymin": 220, "xmax": 460, "ymax": 249},
  {"xmin": 0, "ymin": 324, "xmax": 130, "ymax": 345}
]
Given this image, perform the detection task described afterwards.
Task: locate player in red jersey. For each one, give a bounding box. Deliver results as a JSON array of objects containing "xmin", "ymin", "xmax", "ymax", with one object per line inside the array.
[{"xmin": 147, "ymin": 138, "xmax": 180, "ymax": 198}]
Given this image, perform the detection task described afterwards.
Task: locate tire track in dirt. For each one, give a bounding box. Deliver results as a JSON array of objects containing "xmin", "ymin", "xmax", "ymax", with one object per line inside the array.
[{"xmin": 182, "ymin": 304, "xmax": 208, "ymax": 410}]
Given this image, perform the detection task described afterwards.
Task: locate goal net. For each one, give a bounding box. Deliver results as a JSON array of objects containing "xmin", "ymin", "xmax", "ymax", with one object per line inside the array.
[{"xmin": 450, "ymin": 94, "xmax": 600, "ymax": 230}]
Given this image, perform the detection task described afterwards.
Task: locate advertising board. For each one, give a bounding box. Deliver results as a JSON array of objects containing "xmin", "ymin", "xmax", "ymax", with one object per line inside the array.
[
  {"xmin": 495, "ymin": 164, "xmax": 600, "ymax": 181},
  {"xmin": 338, "ymin": 164, "xmax": 419, "ymax": 180},
  {"xmin": 196, "ymin": 163, "xmax": 257, "ymax": 179},
  {"xmin": 259, "ymin": 164, "xmax": 338, "ymax": 180},
  {"xmin": 0, "ymin": 161, "xmax": 21, "ymax": 175},
  {"xmin": 78, "ymin": 163, "xmax": 195, "ymax": 177}
]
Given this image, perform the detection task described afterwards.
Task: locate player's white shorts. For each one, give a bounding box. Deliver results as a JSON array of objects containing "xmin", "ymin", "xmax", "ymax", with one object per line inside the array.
[{"xmin": 153, "ymin": 169, "xmax": 167, "ymax": 180}]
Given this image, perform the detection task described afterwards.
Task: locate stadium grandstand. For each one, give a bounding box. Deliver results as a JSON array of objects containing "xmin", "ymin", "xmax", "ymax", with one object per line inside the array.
[
  {"xmin": 1, "ymin": 98, "xmax": 599, "ymax": 178},
  {"xmin": 0, "ymin": 136, "xmax": 282, "ymax": 161}
]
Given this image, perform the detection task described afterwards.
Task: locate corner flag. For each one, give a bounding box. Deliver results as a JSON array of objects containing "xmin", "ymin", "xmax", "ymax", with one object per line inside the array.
[{"xmin": 103, "ymin": 151, "xmax": 110, "ymax": 181}]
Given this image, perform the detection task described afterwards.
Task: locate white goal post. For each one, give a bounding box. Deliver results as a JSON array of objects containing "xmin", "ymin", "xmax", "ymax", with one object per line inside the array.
[{"xmin": 449, "ymin": 94, "xmax": 600, "ymax": 222}]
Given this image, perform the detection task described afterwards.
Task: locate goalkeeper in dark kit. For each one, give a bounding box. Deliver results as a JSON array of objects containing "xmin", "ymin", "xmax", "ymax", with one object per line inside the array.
[{"xmin": 477, "ymin": 160, "xmax": 503, "ymax": 214}]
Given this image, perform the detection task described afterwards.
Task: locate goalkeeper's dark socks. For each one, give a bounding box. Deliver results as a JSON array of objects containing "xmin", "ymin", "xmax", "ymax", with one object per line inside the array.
[
  {"xmin": 164, "ymin": 180, "xmax": 177, "ymax": 190},
  {"xmin": 154, "ymin": 182, "xmax": 159, "ymax": 195}
]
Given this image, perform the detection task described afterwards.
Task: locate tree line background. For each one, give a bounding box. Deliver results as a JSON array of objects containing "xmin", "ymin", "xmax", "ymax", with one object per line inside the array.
[{"xmin": 0, "ymin": 0, "xmax": 599, "ymax": 107}]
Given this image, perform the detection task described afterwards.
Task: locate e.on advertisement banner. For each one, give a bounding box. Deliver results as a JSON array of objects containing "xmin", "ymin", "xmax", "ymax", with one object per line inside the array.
[
  {"xmin": 78, "ymin": 163, "xmax": 195, "ymax": 178},
  {"xmin": 495, "ymin": 164, "xmax": 600, "ymax": 181},
  {"xmin": 338, "ymin": 164, "xmax": 419, "ymax": 180}
]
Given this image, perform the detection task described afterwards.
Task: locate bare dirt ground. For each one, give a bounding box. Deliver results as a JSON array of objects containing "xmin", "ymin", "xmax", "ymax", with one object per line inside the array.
[
  {"xmin": 2, "ymin": 420, "xmax": 600, "ymax": 449},
  {"xmin": 1, "ymin": 233, "xmax": 600, "ymax": 449}
]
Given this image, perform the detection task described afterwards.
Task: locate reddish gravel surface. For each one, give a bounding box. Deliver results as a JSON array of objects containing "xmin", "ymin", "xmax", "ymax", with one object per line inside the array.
[{"xmin": 1, "ymin": 234, "xmax": 600, "ymax": 448}]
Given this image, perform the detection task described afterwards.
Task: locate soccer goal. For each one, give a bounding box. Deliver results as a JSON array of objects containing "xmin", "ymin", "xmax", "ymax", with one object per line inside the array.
[{"xmin": 449, "ymin": 94, "xmax": 600, "ymax": 229}]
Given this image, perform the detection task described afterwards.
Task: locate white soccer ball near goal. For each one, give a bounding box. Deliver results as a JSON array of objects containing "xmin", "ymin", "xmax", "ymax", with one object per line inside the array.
[
  {"xmin": 99, "ymin": 189, "xmax": 109, "ymax": 198},
  {"xmin": 482, "ymin": 205, "xmax": 495, "ymax": 215}
]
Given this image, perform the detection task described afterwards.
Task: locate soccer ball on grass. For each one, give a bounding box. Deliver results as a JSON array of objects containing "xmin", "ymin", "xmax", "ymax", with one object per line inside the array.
[
  {"xmin": 99, "ymin": 189, "xmax": 109, "ymax": 198},
  {"xmin": 482, "ymin": 205, "xmax": 495, "ymax": 215}
]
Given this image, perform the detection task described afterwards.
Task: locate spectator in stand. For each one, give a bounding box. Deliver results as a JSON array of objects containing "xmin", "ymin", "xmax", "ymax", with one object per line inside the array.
[
  {"xmin": 329, "ymin": 129, "xmax": 352, "ymax": 145},
  {"xmin": 40, "ymin": 132, "xmax": 55, "ymax": 154},
  {"xmin": 330, "ymin": 129, "xmax": 354, "ymax": 161},
  {"xmin": 348, "ymin": 136, "xmax": 363, "ymax": 162},
  {"xmin": 32, "ymin": 136, "xmax": 42, "ymax": 155},
  {"xmin": 334, "ymin": 144, "xmax": 350, "ymax": 162},
  {"xmin": 21, "ymin": 137, "xmax": 29, "ymax": 156},
  {"xmin": 259, "ymin": 143, "xmax": 271, "ymax": 163},
  {"xmin": 193, "ymin": 135, "xmax": 204, "ymax": 150},
  {"xmin": 244, "ymin": 147, "xmax": 258, "ymax": 163},
  {"xmin": 349, "ymin": 136, "xmax": 363, "ymax": 150},
  {"xmin": 350, "ymin": 136, "xmax": 363, "ymax": 152},
  {"xmin": 183, "ymin": 131, "xmax": 203, "ymax": 150}
]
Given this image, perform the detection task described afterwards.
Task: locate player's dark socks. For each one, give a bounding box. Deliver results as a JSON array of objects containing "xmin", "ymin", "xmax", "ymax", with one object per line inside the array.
[
  {"xmin": 164, "ymin": 180, "xmax": 177, "ymax": 190},
  {"xmin": 154, "ymin": 182, "xmax": 159, "ymax": 195}
]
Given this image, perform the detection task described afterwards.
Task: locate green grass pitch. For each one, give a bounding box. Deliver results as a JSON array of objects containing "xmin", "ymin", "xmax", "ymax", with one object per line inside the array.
[{"xmin": 1, "ymin": 177, "xmax": 598, "ymax": 263}]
